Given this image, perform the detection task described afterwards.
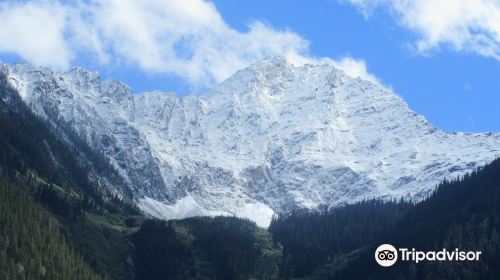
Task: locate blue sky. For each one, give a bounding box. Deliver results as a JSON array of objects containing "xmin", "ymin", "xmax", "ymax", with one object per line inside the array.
[
  {"xmin": 213, "ymin": 0, "xmax": 500, "ymax": 132},
  {"xmin": 0, "ymin": 0, "xmax": 499, "ymax": 132}
]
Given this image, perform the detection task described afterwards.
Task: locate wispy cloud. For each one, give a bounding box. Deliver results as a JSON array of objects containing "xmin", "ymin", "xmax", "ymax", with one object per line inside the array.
[
  {"xmin": 331, "ymin": 57, "xmax": 380, "ymax": 84},
  {"xmin": 0, "ymin": 0, "xmax": 379, "ymax": 87},
  {"xmin": 346, "ymin": 0, "xmax": 500, "ymax": 60},
  {"xmin": 0, "ymin": 1, "xmax": 71, "ymax": 68}
]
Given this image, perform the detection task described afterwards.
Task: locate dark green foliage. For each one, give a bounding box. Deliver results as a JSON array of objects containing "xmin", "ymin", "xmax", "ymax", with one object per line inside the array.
[
  {"xmin": 185, "ymin": 216, "xmax": 263, "ymax": 280},
  {"xmin": 335, "ymin": 158, "xmax": 500, "ymax": 280},
  {"xmin": 269, "ymin": 199, "xmax": 412, "ymax": 278},
  {"xmin": 17, "ymin": 175, "xmax": 135, "ymax": 280},
  {"xmin": 270, "ymin": 158, "xmax": 500, "ymax": 280},
  {"xmin": 0, "ymin": 177, "xmax": 102, "ymax": 280},
  {"xmin": 124, "ymin": 216, "xmax": 142, "ymax": 228},
  {"xmin": 133, "ymin": 219, "xmax": 195, "ymax": 280},
  {"xmin": 0, "ymin": 171, "xmax": 134, "ymax": 280},
  {"xmin": 133, "ymin": 216, "xmax": 281, "ymax": 280},
  {"xmin": 64, "ymin": 219, "xmax": 132, "ymax": 280}
]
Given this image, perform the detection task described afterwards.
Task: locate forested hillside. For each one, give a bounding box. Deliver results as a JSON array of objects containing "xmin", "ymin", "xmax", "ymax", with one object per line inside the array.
[
  {"xmin": 269, "ymin": 199, "xmax": 412, "ymax": 278},
  {"xmin": 334, "ymin": 158, "xmax": 500, "ymax": 280},
  {"xmin": 0, "ymin": 177, "xmax": 102, "ymax": 280},
  {"xmin": 270, "ymin": 158, "xmax": 500, "ymax": 280},
  {"xmin": 133, "ymin": 217, "xmax": 281, "ymax": 280}
]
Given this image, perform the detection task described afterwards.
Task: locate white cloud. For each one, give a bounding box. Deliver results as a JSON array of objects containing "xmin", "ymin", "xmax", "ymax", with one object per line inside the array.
[
  {"xmin": 0, "ymin": 0, "xmax": 380, "ymax": 87},
  {"xmin": 346, "ymin": 0, "xmax": 500, "ymax": 59},
  {"xmin": 332, "ymin": 57, "xmax": 381, "ymax": 84},
  {"xmin": 0, "ymin": 1, "xmax": 71, "ymax": 68}
]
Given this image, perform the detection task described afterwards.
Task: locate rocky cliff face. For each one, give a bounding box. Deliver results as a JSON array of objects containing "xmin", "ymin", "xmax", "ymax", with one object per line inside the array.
[{"xmin": 3, "ymin": 57, "xmax": 499, "ymax": 226}]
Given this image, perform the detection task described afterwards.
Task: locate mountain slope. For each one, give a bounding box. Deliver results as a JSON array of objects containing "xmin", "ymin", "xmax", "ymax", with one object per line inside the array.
[
  {"xmin": 0, "ymin": 73, "xmax": 280, "ymax": 280},
  {"xmin": 0, "ymin": 72, "xmax": 141, "ymax": 279},
  {"xmin": 334, "ymin": 158, "xmax": 500, "ymax": 280},
  {"xmin": 2, "ymin": 57, "xmax": 499, "ymax": 226},
  {"xmin": 0, "ymin": 178, "xmax": 103, "ymax": 280},
  {"xmin": 132, "ymin": 217, "xmax": 281, "ymax": 280},
  {"xmin": 269, "ymin": 158, "xmax": 500, "ymax": 279}
]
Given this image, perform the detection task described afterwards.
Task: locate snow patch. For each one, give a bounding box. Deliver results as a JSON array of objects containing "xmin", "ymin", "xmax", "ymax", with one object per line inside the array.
[{"xmin": 138, "ymin": 196, "xmax": 275, "ymax": 227}]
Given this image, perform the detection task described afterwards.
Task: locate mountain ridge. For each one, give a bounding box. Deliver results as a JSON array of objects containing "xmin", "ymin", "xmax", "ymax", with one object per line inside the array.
[{"xmin": 2, "ymin": 57, "xmax": 499, "ymax": 226}]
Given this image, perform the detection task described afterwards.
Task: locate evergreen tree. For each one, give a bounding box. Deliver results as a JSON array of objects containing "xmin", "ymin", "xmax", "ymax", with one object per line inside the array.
[{"xmin": 0, "ymin": 177, "xmax": 102, "ymax": 280}]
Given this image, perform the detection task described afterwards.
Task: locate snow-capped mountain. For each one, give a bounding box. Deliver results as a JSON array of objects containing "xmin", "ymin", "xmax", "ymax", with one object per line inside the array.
[{"xmin": 2, "ymin": 57, "xmax": 499, "ymax": 226}]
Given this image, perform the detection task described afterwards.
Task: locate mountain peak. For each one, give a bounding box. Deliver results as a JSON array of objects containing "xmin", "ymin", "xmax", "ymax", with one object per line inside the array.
[
  {"xmin": 65, "ymin": 66, "xmax": 100, "ymax": 80},
  {"xmin": 255, "ymin": 55, "xmax": 290, "ymax": 67},
  {"xmin": 2, "ymin": 61, "xmax": 499, "ymax": 227},
  {"xmin": 239, "ymin": 55, "xmax": 302, "ymax": 80}
]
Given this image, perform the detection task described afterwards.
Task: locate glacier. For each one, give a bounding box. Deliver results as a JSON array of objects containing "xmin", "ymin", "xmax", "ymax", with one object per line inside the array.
[{"xmin": 1, "ymin": 56, "xmax": 499, "ymax": 227}]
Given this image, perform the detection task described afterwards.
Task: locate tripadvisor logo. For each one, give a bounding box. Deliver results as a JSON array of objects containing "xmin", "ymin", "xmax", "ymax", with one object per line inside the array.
[
  {"xmin": 375, "ymin": 244, "xmax": 482, "ymax": 267},
  {"xmin": 375, "ymin": 244, "xmax": 398, "ymax": 267}
]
